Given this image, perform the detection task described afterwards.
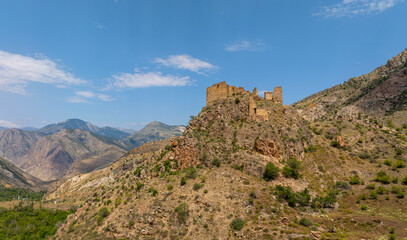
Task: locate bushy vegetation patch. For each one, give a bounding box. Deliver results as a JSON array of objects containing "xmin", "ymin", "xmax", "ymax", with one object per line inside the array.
[
  {"xmin": 0, "ymin": 203, "xmax": 72, "ymax": 239},
  {"xmin": 263, "ymin": 162, "xmax": 280, "ymax": 181},
  {"xmin": 230, "ymin": 217, "xmax": 244, "ymax": 231}
]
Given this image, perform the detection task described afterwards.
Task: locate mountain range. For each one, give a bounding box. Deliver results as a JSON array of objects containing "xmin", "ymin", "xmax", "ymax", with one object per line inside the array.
[{"xmin": 0, "ymin": 120, "xmax": 184, "ymax": 181}]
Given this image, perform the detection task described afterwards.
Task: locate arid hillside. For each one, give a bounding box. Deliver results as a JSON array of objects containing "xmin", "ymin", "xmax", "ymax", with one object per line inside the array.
[{"xmin": 45, "ymin": 79, "xmax": 407, "ymax": 239}]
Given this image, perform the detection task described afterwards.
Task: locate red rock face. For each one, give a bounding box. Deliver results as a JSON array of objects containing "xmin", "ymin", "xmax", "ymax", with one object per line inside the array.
[
  {"xmin": 255, "ymin": 139, "xmax": 280, "ymax": 158},
  {"xmin": 171, "ymin": 138, "xmax": 199, "ymax": 169}
]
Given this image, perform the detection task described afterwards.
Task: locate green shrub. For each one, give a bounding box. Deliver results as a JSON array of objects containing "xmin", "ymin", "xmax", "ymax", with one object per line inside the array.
[
  {"xmin": 147, "ymin": 187, "xmax": 158, "ymax": 196},
  {"xmin": 299, "ymin": 217, "xmax": 312, "ymax": 227},
  {"xmin": 330, "ymin": 141, "xmax": 341, "ymax": 148},
  {"xmin": 376, "ymin": 186, "xmax": 386, "ymax": 195},
  {"xmin": 402, "ymin": 175, "xmax": 407, "ymax": 185},
  {"xmin": 193, "ymin": 183, "xmax": 203, "ymax": 191},
  {"xmin": 304, "ymin": 145, "xmax": 317, "ymax": 153},
  {"xmin": 263, "ymin": 162, "xmax": 280, "ymax": 181},
  {"xmin": 395, "ymin": 148, "xmax": 403, "ymax": 156},
  {"xmin": 185, "ymin": 167, "xmax": 197, "ymax": 179},
  {"xmin": 180, "ymin": 177, "xmax": 187, "ymax": 186},
  {"xmin": 335, "ymin": 181, "xmax": 351, "ymax": 190},
  {"xmin": 374, "ymin": 171, "xmax": 391, "ymax": 184},
  {"xmin": 174, "ymin": 203, "xmax": 189, "ymax": 224},
  {"xmin": 282, "ymin": 157, "xmax": 301, "ymax": 179},
  {"xmin": 97, "ymin": 207, "xmax": 110, "ymax": 225},
  {"xmin": 349, "ymin": 176, "xmax": 361, "ymax": 185},
  {"xmin": 395, "ymin": 160, "xmax": 405, "ymax": 168},
  {"xmin": 361, "ymin": 205, "xmax": 367, "ymax": 211},
  {"xmin": 136, "ymin": 182, "xmax": 144, "ymax": 192},
  {"xmin": 384, "ymin": 159, "xmax": 393, "ymax": 166},
  {"xmin": 274, "ymin": 185, "xmax": 311, "ymax": 207},
  {"xmin": 370, "ymin": 191, "xmax": 378, "ymax": 200},
  {"xmin": 167, "ymin": 185, "xmax": 174, "ymax": 191},
  {"xmin": 212, "ymin": 157, "xmax": 221, "ymax": 167},
  {"xmin": 230, "ymin": 218, "xmax": 244, "ymax": 231}
]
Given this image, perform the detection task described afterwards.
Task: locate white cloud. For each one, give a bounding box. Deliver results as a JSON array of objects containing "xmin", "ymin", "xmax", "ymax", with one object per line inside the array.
[
  {"xmin": 154, "ymin": 55, "xmax": 217, "ymax": 74},
  {"xmin": 225, "ymin": 40, "xmax": 264, "ymax": 52},
  {"xmin": 111, "ymin": 70, "xmax": 191, "ymax": 88},
  {"xmin": 0, "ymin": 50, "xmax": 85, "ymax": 95},
  {"xmin": 314, "ymin": 0, "xmax": 403, "ymax": 18},
  {"xmin": 0, "ymin": 120, "xmax": 19, "ymax": 128},
  {"xmin": 67, "ymin": 91, "xmax": 113, "ymax": 104}
]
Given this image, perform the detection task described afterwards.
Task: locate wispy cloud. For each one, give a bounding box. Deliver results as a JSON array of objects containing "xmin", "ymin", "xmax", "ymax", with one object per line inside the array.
[
  {"xmin": 95, "ymin": 23, "xmax": 104, "ymax": 29},
  {"xmin": 67, "ymin": 91, "xmax": 113, "ymax": 104},
  {"xmin": 225, "ymin": 40, "xmax": 264, "ymax": 52},
  {"xmin": 110, "ymin": 69, "xmax": 191, "ymax": 89},
  {"xmin": 0, "ymin": 120, "xmax": 19, "ymax": 128},
  {"xmin": 154, "ymin": 55, "xmax": 217, "ymax": 74},
  {"xmin": 314, "ymin": 0, "xmax": 403, "ymax": 18},
  {"xmin": 0, "ymin": 50, "xmax": 85, "ymax": 95}
]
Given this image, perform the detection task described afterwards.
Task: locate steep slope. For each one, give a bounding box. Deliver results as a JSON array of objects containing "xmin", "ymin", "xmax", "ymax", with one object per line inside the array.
[
  {"xmin": 0, "ymin": 128, "xmax": 41, "ymax": 163},
  {"xmin": 36, "ymin": 119, "xmax": 130, "ymax": 140},
  {"xmin": 46, "ymin": 84, "xmax": 407, "ymax": 239},
  {"xmin": 0, "ymin": 156, "xmax": 44, "ymax": 190},
  {"xmin": 294, "ymin": 48, "xmax": 407, "ymax": 120},
  {"xmin": 18, "ymin": 129, "xmax": 127, "ymax": 181},
  {"xmin": 122, "ymin": 121, "xmax": 185, "ymax": 150}
]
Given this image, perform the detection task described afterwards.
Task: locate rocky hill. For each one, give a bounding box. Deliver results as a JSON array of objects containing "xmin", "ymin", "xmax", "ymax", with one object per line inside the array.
[
  {"xmin": 122, "ymin": 121, "xmax": 185, "ymax": 150},
  {"xmin": 0, "ymin": 156, "xmax": 44, "ymax": 190},
  {"xmin": 0, "ymin": 128, "xmax": 41, "ymax": 162},
  {"xmin": 36, "ymin": 119, "xmax": 130, "ymax": 140},
  {"xmin": 294, "ymin": 48, "xmax": 407, "ymax": 121},
  {"xmin": 18, "ymin": 129, "xmax": 127, "ymax": 181},
  {"xmin": 43, "ymin": 77, "xmax": 407, "ymax": 239}
]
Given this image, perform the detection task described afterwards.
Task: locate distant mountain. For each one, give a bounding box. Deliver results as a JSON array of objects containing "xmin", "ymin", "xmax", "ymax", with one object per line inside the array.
[
  {"xmin": 116, "ymin": 128, "xmax": 137, "ymax": 134},
  {"xmin": 0, "ymin": 156, "xmax": 43, "ymax": 190},
  {"xmin": 0, "ymin": 127, "xmax": 7, "ymax": 131},
  {"xmin": 18, "ymin": 129, "xmax": 127, "ymax": 181},
  {"xmin": 36, "ymin": 119, "xmax": 130, "ymax": 140},
  {"xmin": 122, "ymin": 121, "xmax": 185, "ymax": 150},
  {"xmin": 0, "ymin": 129, "xmax": 41, "ymax": 163},
  {"xmin": 21, "ymin": 127, "xmax": 38, "ymax": 131},
  {"xmin": 294, "ymin": 48, "xmax": 407, "ymax": 120}
]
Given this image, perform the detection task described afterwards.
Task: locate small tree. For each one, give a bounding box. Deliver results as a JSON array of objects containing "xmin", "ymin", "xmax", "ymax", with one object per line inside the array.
[
  {"xmin": 230, "ymin": 218, "xmax": 244, "ymax": 231},
  {"xmin": 263, "ymin": 162, "xmax": 280, "ymax": 181},
  {"xmin": 174, "ymin": 203, "xmax": 189, "ymax": 224}
]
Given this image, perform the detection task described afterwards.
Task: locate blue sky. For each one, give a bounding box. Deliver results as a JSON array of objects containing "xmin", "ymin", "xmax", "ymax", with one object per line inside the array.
[{"xmin": 0, "ymin": 0, "xmax": 406, "ymax": 129}]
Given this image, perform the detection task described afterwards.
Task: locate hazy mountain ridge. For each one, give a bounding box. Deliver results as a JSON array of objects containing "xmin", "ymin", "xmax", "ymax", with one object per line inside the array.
[
  {"xmin": 35, "ymin": 119, "xmax": 131, "ymax": 140},
  {"xmin": 122, "ymin": 121, "xmax": 185, "ymax": 150},
  {"xmin": 0, "ymin": 128, "xmax": 41, "ymax": 162},
  {"xmin": 293, "ymin": 48, "xmax": 407, "ymax": 120},
  {"xmin": 18, "ymin": 129, "xmax": 127, "ymax": 181}
]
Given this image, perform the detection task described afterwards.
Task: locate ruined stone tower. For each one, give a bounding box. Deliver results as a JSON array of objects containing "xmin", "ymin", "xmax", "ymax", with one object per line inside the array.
[{"xmin": 273, "ymin": 87, "xmax": 283, "ymax": 104}]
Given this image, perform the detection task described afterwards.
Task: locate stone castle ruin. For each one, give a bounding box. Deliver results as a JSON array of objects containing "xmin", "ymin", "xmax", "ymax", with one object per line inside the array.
[
  {"xmin": 206, "ymin": 81, "xmax": 283, "ymax": 106},
  {"xmin": 206, "ymin": 81, "xmax": 283, "ymax": 121}
]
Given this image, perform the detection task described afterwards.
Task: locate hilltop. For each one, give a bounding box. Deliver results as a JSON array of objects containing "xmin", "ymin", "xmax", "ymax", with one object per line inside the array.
[{"xmin": 294, "ymin": 48, "xmax": 407, "ymax": 121}]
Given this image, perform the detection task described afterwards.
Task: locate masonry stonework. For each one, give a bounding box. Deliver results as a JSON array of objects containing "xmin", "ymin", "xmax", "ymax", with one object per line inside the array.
[{"xmin": 206, "ymin": 81, "xmax": 283, "ymax": 121}]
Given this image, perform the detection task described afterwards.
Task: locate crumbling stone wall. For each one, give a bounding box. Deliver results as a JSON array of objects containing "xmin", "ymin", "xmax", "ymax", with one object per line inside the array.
[
  {"xmin": 273, "ymin": 87, "xmax": 283, "ymax": 104},
  {"xmin": 206, "ymin": 81, "xmax": 245, "ymax": 106},
  {"xmin": 264, "ymin": 91, "xmax": 273, "ymax": 101}
]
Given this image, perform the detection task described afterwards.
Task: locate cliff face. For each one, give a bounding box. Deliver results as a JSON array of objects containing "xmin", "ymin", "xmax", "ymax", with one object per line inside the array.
[{"xmin": 293, "ymin": 48, "xmax": 407, "ymax": 120}]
